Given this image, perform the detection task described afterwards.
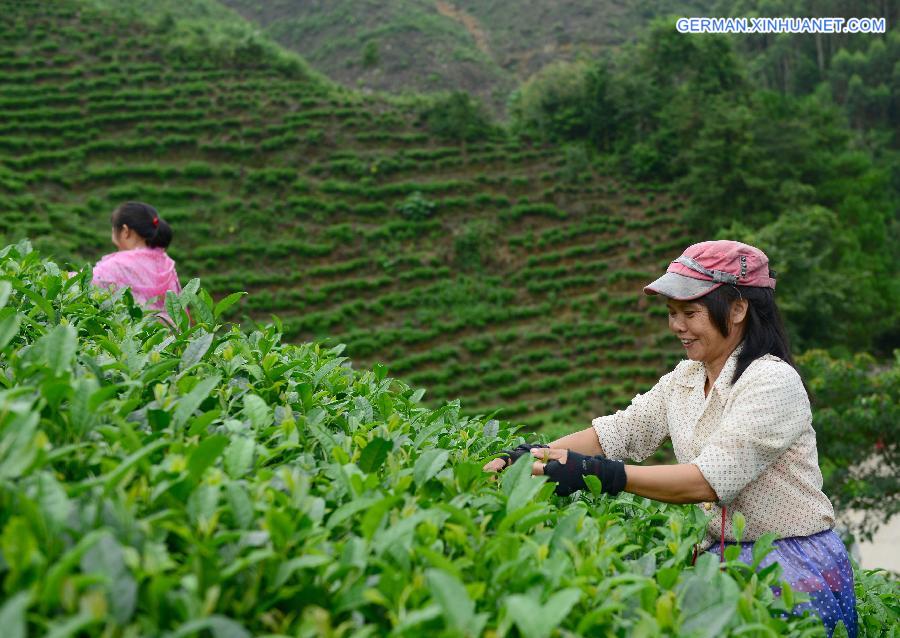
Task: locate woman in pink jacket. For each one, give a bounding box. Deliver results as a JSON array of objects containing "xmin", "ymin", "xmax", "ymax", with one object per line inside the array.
[{"xmin": 91, "ymin": 202, "xmax": 182, "ymax": 320}]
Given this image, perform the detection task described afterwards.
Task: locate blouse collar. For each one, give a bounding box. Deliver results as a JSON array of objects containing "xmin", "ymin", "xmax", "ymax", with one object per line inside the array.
[{"xmin": 678, "ymin": 342, "xmax": 744, "ymax": 393}]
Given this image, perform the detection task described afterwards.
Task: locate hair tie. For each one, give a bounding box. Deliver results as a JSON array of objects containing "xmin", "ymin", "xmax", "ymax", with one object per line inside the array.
[{"xmin": 152, "ymin": 217, "xmax": 159, "ymax": 227}]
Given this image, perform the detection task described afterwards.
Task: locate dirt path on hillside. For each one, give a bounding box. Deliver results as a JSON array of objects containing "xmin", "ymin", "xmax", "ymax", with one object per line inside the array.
[{"xmin": 435, "ymin": 1, "xmax": 492, "ymax": 58}]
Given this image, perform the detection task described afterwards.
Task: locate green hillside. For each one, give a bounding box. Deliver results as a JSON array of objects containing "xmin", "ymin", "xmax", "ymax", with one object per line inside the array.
[
  {"xmin": 213, "ymin": 0, "xmax": 713, "ymax": 111},
  {"xmin": 0, "ymin": 0, "xmax": 689, "ymax": 438},
  {"xmin": 197, "ymin": 0, "xmax": 900, "ymax": 120}
]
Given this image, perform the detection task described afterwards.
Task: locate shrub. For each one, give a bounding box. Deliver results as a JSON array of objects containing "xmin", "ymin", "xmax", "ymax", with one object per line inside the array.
[
  {"xmin": 396, "ymin": 191, "xmax": 436, "ymax": 221},
  {"xmin": 361, "ymin": 40, "xmax": 379, "ymax": 68},
  {"xmin": 420, "ymin": 91, "xmax": 496, "ymax": 143},
  {"xmin": 510, "ymin": 60, "xmax": 600, "ymax": 143}
]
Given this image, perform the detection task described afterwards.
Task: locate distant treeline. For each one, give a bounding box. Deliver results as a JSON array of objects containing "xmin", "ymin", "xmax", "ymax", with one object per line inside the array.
[{"xmin": 490, "ymin": 9, "xmax": 898, "ymax": 356}]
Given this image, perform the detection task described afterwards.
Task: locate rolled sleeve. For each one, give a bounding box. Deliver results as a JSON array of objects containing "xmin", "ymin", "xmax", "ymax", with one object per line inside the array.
[
  {"xmin": 692, "ymin": 364, "xmax": 810, "ymax": 504},
  {"xmin": 591, "ymin": 370, "xmax": 673, "ymax": 462}
]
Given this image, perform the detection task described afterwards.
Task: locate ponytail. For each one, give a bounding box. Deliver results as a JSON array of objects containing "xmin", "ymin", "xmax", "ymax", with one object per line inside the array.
[{"xmin": 111, "ymin": 201, "xmax": 173, "ymax": 249}]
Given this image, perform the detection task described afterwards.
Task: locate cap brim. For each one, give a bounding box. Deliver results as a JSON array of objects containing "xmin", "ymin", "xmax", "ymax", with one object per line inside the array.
[{"xmin": 643, "ymin": 272, "xmax": 721, "ymax": 301}]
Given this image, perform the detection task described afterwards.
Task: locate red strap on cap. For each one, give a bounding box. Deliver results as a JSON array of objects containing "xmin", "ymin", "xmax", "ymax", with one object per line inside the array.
[{"xmin": 152, "ymin": 217, "xmax": 159, "ymax": 227}]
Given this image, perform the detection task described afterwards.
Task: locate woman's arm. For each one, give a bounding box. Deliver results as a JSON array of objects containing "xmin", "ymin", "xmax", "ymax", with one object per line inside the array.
[
  {"xmin": 623, "ymin": 463, "xmax": 717, "ymax": 504},
  {"xmin": 530, "ymin": 448, "xmax": 718, "ymax": 503},
  {"xmin": 549, "ymin": 426, "xmax": 605, "ymax": 456},
  {"xmin": 549, "ymin": 433, "xmax": 714, "ymax": 502}
]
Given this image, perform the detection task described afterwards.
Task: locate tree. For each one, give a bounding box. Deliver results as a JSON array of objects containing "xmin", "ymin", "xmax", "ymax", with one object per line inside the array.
[
  {"xmin": 798, "ymin": 349, "xmax": 899, "ymax": 541},
  {"xmin": 509, "ymin": 61, "xmax": 594, "ymax": 143},
  {"xmin": 421, "ymin": 92, "xmax": 496, "ymax": 143}
]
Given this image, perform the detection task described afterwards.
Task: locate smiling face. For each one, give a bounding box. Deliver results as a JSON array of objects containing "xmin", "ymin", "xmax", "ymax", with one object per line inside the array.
[{"xmin": 666, "ymin": 298, "xmax": 746, "ymax": 367}]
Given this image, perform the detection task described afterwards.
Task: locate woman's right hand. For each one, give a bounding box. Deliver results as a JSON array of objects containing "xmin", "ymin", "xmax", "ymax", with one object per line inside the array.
[
  {"xmin": 482, "ymin": 443, "xmax": 550, "ymax": 473},
  {"xmin": 482, "ymin": 457, "xmax": 509, "ymax": 473}
]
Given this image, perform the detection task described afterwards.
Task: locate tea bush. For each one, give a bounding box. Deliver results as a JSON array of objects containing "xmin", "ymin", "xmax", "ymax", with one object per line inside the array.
[
  {"xmin": 2, "ymin": 241, "xmax": 897, "ymax": 637},
  {"xmin": 0, "ymin": 0, "xmax": 691, "ymax": 445}
]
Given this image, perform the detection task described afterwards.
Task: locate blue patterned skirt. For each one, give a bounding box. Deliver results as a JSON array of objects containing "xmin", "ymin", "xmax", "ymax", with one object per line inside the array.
[{"xmin": 706, "ymin": 528, "xmax": 857, "ymax": 637}]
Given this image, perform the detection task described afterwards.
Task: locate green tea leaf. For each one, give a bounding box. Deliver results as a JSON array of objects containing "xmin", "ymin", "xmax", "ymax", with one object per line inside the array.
[
  {"xmin": 656, "ymin": 566, "xmax": 680, "ymax": 590},
  {"xmin": 187, "ymin": 408, "xmax": 221, "ymax": 436},
  {"xmin": 172, "ymin": 616, "xmax": 251, "ymax": 638},
  {"xmin": 189, "ymin": 434, "xmax": 229, "ymax": 481},
  {"xmin": 214, "ymin": 292, "xmax": 247, "ymax": 319},
  {"xmin": 359, "ymin": 436, "xmax": 392, "ymax": 473},
  {"xmin": 243, "ymin": 393, "xmax": 270, "ymax": 429},
  {"xmin": 35, "ymin": 472, "xmax": 71, "ymax": 527},
  {"xmin": 0, "ymin": 309, "xmax": 21, "ymax": 351},
  {"xmin": 181, "ymin": 278, "xmax": 201, "ymax": 299},
  {"xmin": 361, "ymin": 494, "xmax": 403, "ymax": 539},
  {"xmin": 732, "ymin": 511, "xmax": 746, "ymax": 543},
  {"xmin": 224, "ymin": 436, "xmax": 255, "ymax": 478},
  {"xmin": 13, "ymin": 282, "xmax": 56, "ymax": 323},
  {"xmin": 0, "ymin": 591, "xmax": 28, "ymax": 638},
  {"xmin": 678, "ymin": 564, "xmax": 739, "ymax": 638},
  {"xmin": 503, "ymin": 455, "xmax": 546, "ymax": 512},
  {"xmin": 194, "ymin": 288, "xmax": 216, "ymax": 325},
  {"xmin": 44, "ymin": 613, "xmax": 97, "ymax": 638},
  {"xmin": 187, "ymin": 483, "xmax": 221, "ymax": 524},
  {"xmin": 313, "ymin": 357, "xmax": 346, "ymax": 389},
  {"xmin": 100, "ymin": 439, "xmax": 169, "ymax": 493},
  {"xmin": 507, "ymin": 588, "xmax": 582, "ymax": 638},
  {"xmin": 453, "ymin": 461, "xmax": 483, "ymax": 491},
  {"xmin": 0, "ymin": 409, "xmax": 39, "ymax": 480},
  {"xmin": 180, "ymin": 330, "xmax": 213, "ymax": 371},
  {"xmin": 751, "ymin": 532, "xmax": 778, "ymax": 570},
  {"xmin": 413, "ymin": 448, "xmax": 449, "ymax": 486},
  {"xmin": 425, "ymin": 568, "xmax": 475, "ymax": 633},
  {"xmin": 225, "ymin": 482, "xmax": 254, "ymax": 529},
  {"xmin": 327, "ymin": 495, "xmax": 381, "ymax": 529},
  {"xmin": 42, "ymin": 324, "xmax": 77, "ymax": 376},
  {"xmin": 141, "ymin": 359, "xmax": 180, "ymax": 384},
  {"xmin": 164, "ymin": 290, "xmax": 182, "ymax": 328},
  {"xmin": 583, "ymin": 473, "xmax": 604, "ymax": 496},
  {"xmin": 172, "ymin": 374, "xmax": 221, "ymax": 429},
  {"xmin": 41, "ymin": 529, "xmax": 106, "ymax": 607},
  {"xmin": 80, "ymin": 532, "xmax": 137, "ymax": 623},
  {"xmin": 274, "ymin": 555, "xmax": 331, "ymax": 588}
]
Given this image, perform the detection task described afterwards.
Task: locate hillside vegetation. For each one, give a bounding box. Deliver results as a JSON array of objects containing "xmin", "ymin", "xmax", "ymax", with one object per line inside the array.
[
  {"xmin": 204, "ymin": 0, "xmax": 713, "ymax": 111},
  {"xmin": 185, "ymin": 0, "xmax": 899, "ymax": 119},
  {"xmin": 0, "ymin": 0, "xmax": 689, "ymax": 437},
  {"xmin": 1, "ymin": 242, "xmax": 897, "ymax": 636}
]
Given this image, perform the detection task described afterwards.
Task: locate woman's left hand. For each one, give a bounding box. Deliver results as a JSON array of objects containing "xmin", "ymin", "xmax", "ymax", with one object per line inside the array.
[
  {"xmin": 530, "ymin": 447, "xmax": 628, "ymax": 496},
  {"xmin": 529, "ymin": 447, "xmax": 569, "ymax": 476}
]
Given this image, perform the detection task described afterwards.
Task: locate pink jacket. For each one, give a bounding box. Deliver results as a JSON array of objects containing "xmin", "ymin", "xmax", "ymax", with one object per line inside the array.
[{"xmin": 92, "ymin": 247, "xmax": 182, "ymax": 314}]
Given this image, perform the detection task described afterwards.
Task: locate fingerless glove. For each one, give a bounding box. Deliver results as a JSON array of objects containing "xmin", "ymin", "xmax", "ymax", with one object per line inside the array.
[
  {"xmin": 498, "ymin": 442, "xmax": 550, "ymax": 468},
  {"xmin": 544, "ymin": 450, "xmax": 627, "ymax": 497}
]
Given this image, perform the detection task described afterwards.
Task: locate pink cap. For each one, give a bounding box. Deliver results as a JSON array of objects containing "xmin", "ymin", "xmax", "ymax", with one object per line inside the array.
[{"xmin": 643, "ymin": 240, "xmax": 776, "ymax": 301}]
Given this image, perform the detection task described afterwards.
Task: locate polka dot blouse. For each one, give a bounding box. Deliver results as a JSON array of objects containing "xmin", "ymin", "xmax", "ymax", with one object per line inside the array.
[{"xmin": 592, "ymin": 344, "xmax": 835, "ymax": 550}]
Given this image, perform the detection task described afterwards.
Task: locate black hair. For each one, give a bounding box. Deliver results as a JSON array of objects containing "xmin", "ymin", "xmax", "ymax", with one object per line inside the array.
[
  {"xmin": 695, "ymin": 284, "xmax": 804, "ymax": 391},
  {"xmin": 111, "ymin": 201, "xmax": 172, "ymax": 249}
]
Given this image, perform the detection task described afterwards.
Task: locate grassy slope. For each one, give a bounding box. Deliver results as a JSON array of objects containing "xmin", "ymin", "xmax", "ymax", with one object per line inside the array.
[
  {"xmin": 216, "ymin": 0, "xmax": 714, "ymax": 111},
  {"xmin": 219, "ymin": 0, "xmax": 515, "ymax": 109},
  {"xmin": 0, "ymin": 0, "xmax": 691, "ymax": 439}
]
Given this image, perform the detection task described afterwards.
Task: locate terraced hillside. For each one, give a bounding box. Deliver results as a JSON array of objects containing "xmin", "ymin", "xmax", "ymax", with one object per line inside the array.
[
  {"xmin": 0, "ymin": 0, "xmax": 690, "ymax": 437},
  {"xmin": 216, "ymin": 0, "xmax": 713, "ymax": 110}
]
